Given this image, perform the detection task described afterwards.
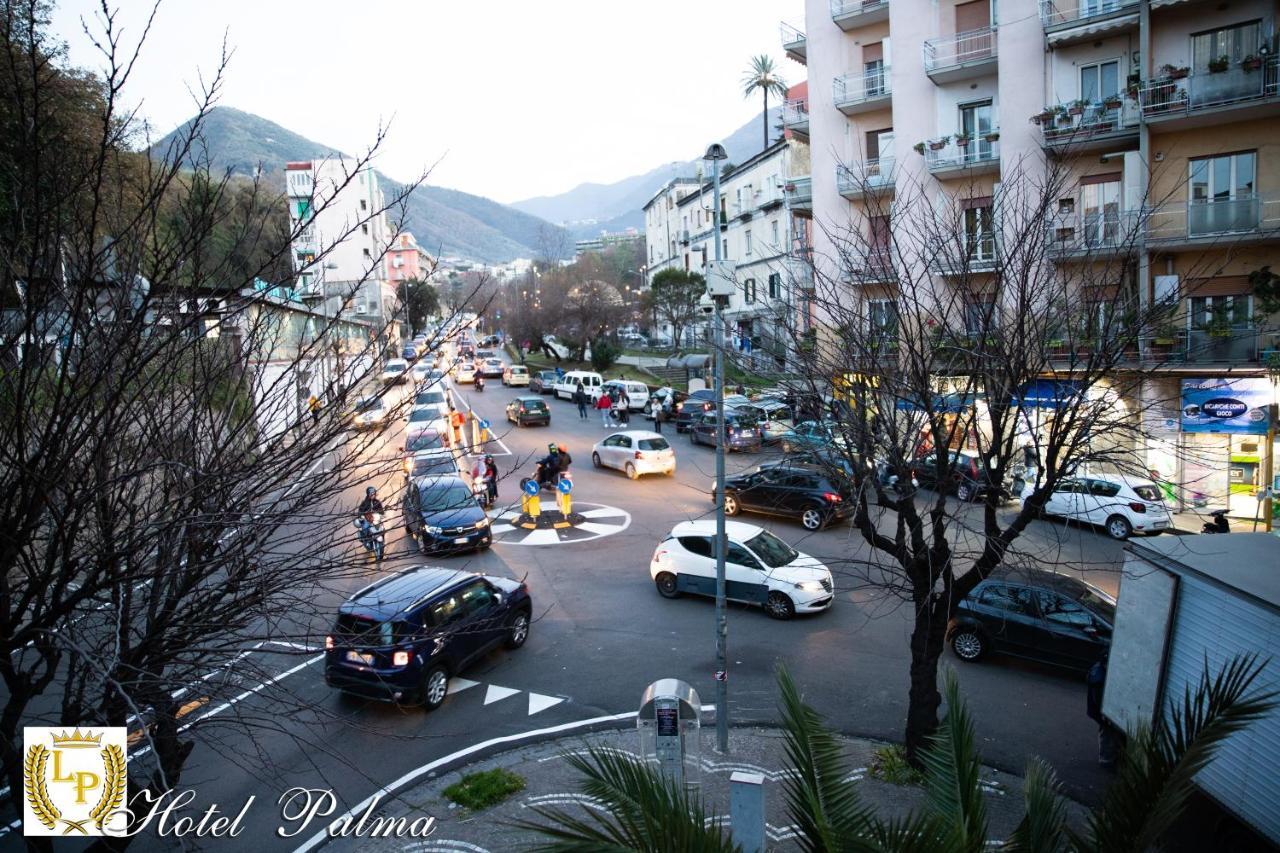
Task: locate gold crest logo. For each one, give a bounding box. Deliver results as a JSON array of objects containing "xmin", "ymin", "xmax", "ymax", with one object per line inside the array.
[{"xmin": 23, "ymin": 727, "xmax": 127, "ymax": 836}]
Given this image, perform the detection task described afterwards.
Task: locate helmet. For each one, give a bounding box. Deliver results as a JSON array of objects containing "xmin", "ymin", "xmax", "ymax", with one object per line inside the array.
[
  {"xmin": 366, "ymin": 486, "xmax": 377, "ymax": 496},
  {"xmin": 558, "ymin": 443, "xmax": 567, "ymax": 454},
  {"xmin": 548, "ymin": 443, "xmax": 558, "ymax": 453},
  {"xmin": 484, "ymin": 454, "xmax": 494, "ymax": 462}
]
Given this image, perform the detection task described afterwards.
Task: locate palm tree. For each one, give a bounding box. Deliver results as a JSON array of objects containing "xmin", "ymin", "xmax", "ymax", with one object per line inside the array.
[
  {"xmin": 742, "ymin": 55, "xmax": 789, "ymax": 150},
  {"xmin": 522, "ymin": 656, "xmax": 1274, "ymax": 852}
]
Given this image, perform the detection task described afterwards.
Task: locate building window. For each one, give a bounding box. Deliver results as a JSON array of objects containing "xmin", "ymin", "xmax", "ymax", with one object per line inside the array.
[
  {"xmin": 744, "ymin": 278, "xmax": 756, "ymax": 304},
  {"xmin": 722, "ymin": 239, "xmax": 728, "ymax": 258},
  {"xmin": 362, "ymin": 223, "xmax": 369, "ymax": 235},
  {"xmin": 1189, "ymin": 294, "xmax": 1250, "ymax": 330},
  {"xmin": 649, "ymin": 246, "xmax": 654, "ymax": 263},
  {"xmin": 962, "ymin": 203, "xmax": 995, "ymax": 261},
  {"xmin": 1080, "ymin": 60, "xmax": 1120, "ymax": 102},
  {"xmin": 965, "ymin": 297, "xmax": 996, "ymax": 336},
  {"xmin": 1190, "ymin": 151, "xmax": 1256, "ymax": 233},
  {"xmin": 363, "ymin": 248, "xmax": 371, "ymax": 257},
  {"xmin": 1192, "ymin": 21, "xmax": 1260, "ymax": 72},
  {"xmin": 767, "ymin": 273, "xmax": 781, "ymax": 300},
  {"xmin": 1080, "ymin": 175, "xmax": 1122, "ymax": 245},
  {"xmin": 745, "ymin": 229, "xmax": 753, "ymax": 256},
  {"xmin": 869, "ymin": 299, "xmax": 898, "ymax": 335},
  {"xmin": 959, "ymin": 101, "xmax": 994, "ymax": 159},
  {"xmin": 771, "ymin": 220, "xmax": 779, "ymax": 246},
  {"xmin": 296, "ymin": 199, "xmax": 311, "ymax": 219}
]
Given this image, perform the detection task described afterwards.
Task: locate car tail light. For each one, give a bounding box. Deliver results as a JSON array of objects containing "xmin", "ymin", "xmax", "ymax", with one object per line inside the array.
[
  {"xmin": 392, "ymin": 650, "xmax": 411, "ymax": 667},
  {"xmin": 1128, "ymin": 502, "xmax": 1147, "ymax": 513},
  {"xmin": 823, "ymin": 492, "xmax": 843, "ymax": 503},
  {"xmin": 325, "ymin": 636, "xmax": 334, "ymax": 650}
]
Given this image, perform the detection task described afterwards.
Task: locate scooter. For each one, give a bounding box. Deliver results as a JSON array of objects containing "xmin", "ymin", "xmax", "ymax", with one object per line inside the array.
[
  {"xmin": 354, "ymin": 511, "xmax": 386, "ymax": 560},
  {"xmin": 472, "ymin": 473, "xmax": 493, "ymax": 507},
  {"xmin": 1201, "ymin": 509, "xmax": 1230, "ymax": 534},
  {"xmin": 474, "ymin": 375, "xmax": 485, "ymax": 392}
]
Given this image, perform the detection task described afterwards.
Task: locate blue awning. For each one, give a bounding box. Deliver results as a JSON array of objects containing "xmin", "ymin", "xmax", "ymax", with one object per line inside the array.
[
  {"xmin": 1011, "ymin": 380, "xmax": 1082, "ymax": 410},
  {"xmin": 895, "ymin": 393, "xmax": 976, "ymax": 414}
]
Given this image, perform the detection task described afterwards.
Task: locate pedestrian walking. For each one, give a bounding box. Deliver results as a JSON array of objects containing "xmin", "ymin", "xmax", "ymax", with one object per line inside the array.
[
  {"xmin": 595, "ymin": 392, "xmax": 612, "ymax": 427},
  {"xmin": 308, "ymin": 394, "xmax": 321, "ymax": 425},
  {"xmin": 484, "ymin": 454, "xmax": 499, "ymax": 504},
  {"xmin": 573, "ymin": 383, "xmax": 588, "ymax": 419},
  {"xmin": 1087, "ymin": 656, "xmax": 1123, "ymax": 768},
  {"xmin": 653, "ymin": 397, "xmax": 663, "ymax": 434}
]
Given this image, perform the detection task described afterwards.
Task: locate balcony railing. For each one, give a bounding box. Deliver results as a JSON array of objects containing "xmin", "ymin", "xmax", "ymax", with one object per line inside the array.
[
  {"xmin": 933, "ymin": 233, "xmax": 999, "ymax": 274},
  {"xmin": 850, "ymin": 250, "xmax": 897, "ymax": 284},
  {"xmin": 1139, "ymin": 57, "xmax": 1280, "ymax": 118},
  {"xmin": 924, "ymin": 134, "xmax": 1000, "ymax": 174},
  {"xmin": 831, "ymin": 0, "xmax": 890, "ymax": 29},
  {"xmin": 1146, "ymin": 195, "xmax": 1280, "ymax": 243},
  {"xmin": 922, "ymin": 26, "xmax": 997, "ymax": 74},
  {"xmin": 784, "ymin": 176, "xmax": 813, "ymax": 209},
  {"xmin": 1046, "ymin": 210, "xmax": 1143, "ymax": 256},
  {"xmin": 1039, "ymin": 0, "xmax": 1139, "ymax": 29},
  {"xmin": 1038, "ymin": 101, "xmax": 1138, "ymax": 145},
  {"xmin": 833, "ymin": 67, "xmax": 892, "ymax": 113},
  {"xmin": 1182, "ymin": 328, "xmax": 1261, "ymax": 363},
  {"xmin": 836, "ymin": 159, "xmax": 896, "ymax": 198},
  {"xmin": 782, "ymin": 99, "xmax": 810, "ymax": 133},
  {"xmin": 781, "ymin": 22, "xmax": 806, "ymax": 62}
]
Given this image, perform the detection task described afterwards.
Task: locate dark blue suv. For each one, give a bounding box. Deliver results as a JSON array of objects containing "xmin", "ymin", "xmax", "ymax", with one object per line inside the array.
[
  {"xmin": 324, "ymin": 566, "xmax": 532, "ymax": 707},
  {"xmin": 403, "ymin": 475, "xmax": 492, "ymax": 554}
]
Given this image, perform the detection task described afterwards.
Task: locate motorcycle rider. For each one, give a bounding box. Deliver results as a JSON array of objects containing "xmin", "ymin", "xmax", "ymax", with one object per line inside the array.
[
  {"xmin": 357, "ymin": 486, "xmax": 385, "ymax": 546},
  {"xmin": 475, "ymin": 373, "xmax": 485, "ymax": 391}
]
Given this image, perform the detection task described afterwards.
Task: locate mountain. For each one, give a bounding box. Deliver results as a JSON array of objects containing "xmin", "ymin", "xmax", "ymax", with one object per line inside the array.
[
  {"xmin": 149, "ymin": 107, "xmax": 568, "ymax": 262},
  {"xmin": 511, "ymin": 107, "xmax": 781, "ymax": 238}
]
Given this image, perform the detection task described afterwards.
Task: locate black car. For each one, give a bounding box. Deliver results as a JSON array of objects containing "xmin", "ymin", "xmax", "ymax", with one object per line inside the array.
[
  {"xmin": 717, "ymin": 465, "xmax": 854, "ymax": 531},
  {"xmin": 911, "ymin": 450, "xmax": 1012, "ymax": 502},
  {"xmin": 324, "ymin": 566, "xmax": 531, "ymax": 707},
  {"xmin": 673, "ymin": 389, "xmax": 717, "ymax": 432},
  {"xmin": 529, "ymin": 370, "xmax": 559, "ymax": 394},
  {"xmin": 506, "ymin": 395, "xmax": 550, "ymax": 427},
  {"xmin": 947, "ymin": 568, "xmax": 1115, "ymax": 671},
  {"xmin": 762, "ymin": 449, "xmax": 857, "ymax": 480},
  {"xmin": 402, "ymin": 475, "xmax": 492, "ymax": 554}
]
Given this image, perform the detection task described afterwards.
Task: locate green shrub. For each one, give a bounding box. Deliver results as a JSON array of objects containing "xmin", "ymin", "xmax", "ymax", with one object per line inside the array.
[
  {"xmin": 869, "ymin": 744, "xmax": 924, "ymax": 786},
  {"xmin": 589, "ymin": 337, "xmax": 621, "ymax": 372},
  {"xmin": 443, "ymin": 768, "xmax": 526, "ymax": 811}
]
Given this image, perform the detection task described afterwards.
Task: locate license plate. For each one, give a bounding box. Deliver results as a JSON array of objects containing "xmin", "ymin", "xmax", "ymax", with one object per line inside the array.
[
  {"xmin": 1152, "ymin": 521, "xmax": 1168, "ymax": 529},
  {"xmin": 454, "ymin": 536, "xmax": 470, "ymax": 544},
  {"xmin": 346, "ymin": 651, "xmax": 374, "ymax": 665}
]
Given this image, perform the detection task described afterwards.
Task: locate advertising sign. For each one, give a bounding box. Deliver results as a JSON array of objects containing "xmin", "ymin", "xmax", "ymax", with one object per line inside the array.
[{"xmin": 1180, "ymin": 378, "xmax": 1272, "ymax": 435}]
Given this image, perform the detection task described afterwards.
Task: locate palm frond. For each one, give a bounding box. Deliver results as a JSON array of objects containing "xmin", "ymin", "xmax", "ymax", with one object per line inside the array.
[
  {"xmin": 918, "ymin": 670, "xmax": 988, "ymax": 853},
  {"xmin": 512, "ymin": 744, "xmax": 740, "ymax": 853},
  {"xmin": 776, "ymin": 666, "xmax": 882, "ymax": 852},
  {"xmin": 863, "ymin": 812, "xmax": 953, "ymax": 853},
  {"xmin": 1001, "ymin": 758, "xmax": 1066, "ymax": 853},
  {"xmin": 1079, "ymin": 653, "xmax": 1276, "ymax": 853},
  {"xmin": 741, "ymin": 54, "xmax": 787, "ymax": 98}
]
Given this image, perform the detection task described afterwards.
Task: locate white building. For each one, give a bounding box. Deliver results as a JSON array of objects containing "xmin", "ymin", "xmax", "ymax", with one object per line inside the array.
[
  {"xmin": 286, "ymin": 158, "xmax": 397, "ymax": 333},
  {"xmin": 642, "ymin": 177, "xmax": 703, "ymax": 286}
]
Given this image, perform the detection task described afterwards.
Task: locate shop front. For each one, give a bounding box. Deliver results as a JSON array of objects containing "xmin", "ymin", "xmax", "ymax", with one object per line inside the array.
[{"xmin": 1178, "ymin": 377, "xmax": 1277, "ymax": 526}]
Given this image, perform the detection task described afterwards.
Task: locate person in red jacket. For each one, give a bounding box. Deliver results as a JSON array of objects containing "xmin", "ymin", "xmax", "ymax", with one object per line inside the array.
[{"xmin": 595, "ymin": 392, "xmax": 612, "ymax": 427}]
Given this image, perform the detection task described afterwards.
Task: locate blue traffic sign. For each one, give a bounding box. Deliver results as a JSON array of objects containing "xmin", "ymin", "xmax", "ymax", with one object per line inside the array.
[
  {"xmin": 523, "ymin": 479, "xmax": 540, "ymax": 496},
  {"xmin": 480, "ymin": 418, "xmax": 490, "ymax": 430},
  {"xmin": 557, "ymin": 477, "xmax": 573, "ymax": 494}
]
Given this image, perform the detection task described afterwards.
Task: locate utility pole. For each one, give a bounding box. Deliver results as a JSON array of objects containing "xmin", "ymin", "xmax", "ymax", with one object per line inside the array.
[{"xmin": 705, "ymin": 142, "xmax": 729, "ymax": 754}]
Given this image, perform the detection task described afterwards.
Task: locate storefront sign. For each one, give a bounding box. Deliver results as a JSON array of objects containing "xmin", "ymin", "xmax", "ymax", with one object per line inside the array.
[
  {"xmin": 1012, "ymin": 379, "xmax": 1082, "ymax": 410},
  {"xmin": 1180, "ymin": 378, "xmax": 1272, "ymax": 435}
]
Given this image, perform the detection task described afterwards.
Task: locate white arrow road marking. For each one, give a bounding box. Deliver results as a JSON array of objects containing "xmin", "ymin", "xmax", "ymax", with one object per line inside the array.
[
  {"xmin": 483, "ymin": 684, "xmax": 520, "ymax": 705},
  {"xmin": 571, "ymin": 522, "xmax": 620, "ymax": 536},
  {"xmin": 527, "ymin": 692, "xmax": 564, "ymax": 716},
  {"xmin": 447, "ymin": 677, "xmax": 481, "ymax": 696}
]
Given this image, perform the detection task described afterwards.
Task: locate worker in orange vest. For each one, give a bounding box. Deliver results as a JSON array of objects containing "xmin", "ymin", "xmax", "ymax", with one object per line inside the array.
[{"xmin": 449, "ymin": 407, "xmax": 466, "ymax": 448}]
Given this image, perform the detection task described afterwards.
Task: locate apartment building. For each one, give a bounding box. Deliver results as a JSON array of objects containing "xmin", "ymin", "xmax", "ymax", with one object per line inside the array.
[
  {"xmin": 788, "ymin": 0, "xmax": 1280, "ymax": 517},
  {"xmin": 642, "ymin": 177, "xmax": 704, "ymax": 285},
  {"xmin": 386, "ymin": 231, "xmax": 434, "ymax": 287},
  {"xmin": 286, "ymin": 158, "xmax": 397, "ymax": 334}
]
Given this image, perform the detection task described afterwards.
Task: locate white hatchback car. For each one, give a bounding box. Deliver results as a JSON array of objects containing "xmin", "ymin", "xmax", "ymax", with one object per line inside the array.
[
  {"xmin": 1042, "ymin": 473, "xmax": 1172, "ymax": 540},
  {"xmin": 591, "ymin": 430, "xmax": 676, "ymax": 479},
  {"xmin": 649, "ymin": 521, "xmax": 835, "ymax": 619},
  {"xmin": 503, "ymin": 365, "xmax": 530, "ymax": 386},
  {"xmin": 381, "ymin": 358, "xmax": 409, "ymax": 385},
  {"xmin": 453, "ymin": 362, "xmax": 477, "ymax": 384}
]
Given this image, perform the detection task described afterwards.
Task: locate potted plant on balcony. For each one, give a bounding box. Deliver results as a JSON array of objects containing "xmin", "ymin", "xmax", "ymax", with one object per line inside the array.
[
  {"xmin": 913, "ymin": 141, "xmax": 926, "ymax": 155},
  {"xmin": 983, "ymin": 130, "xmax": 1000, "ymax": 143},
  {"xmin": 1153, "ymin": 324, "xmax": 1179, "ymax": 346},
  {"xmin": 1102, "ymin": 93, "xmax": 1123, "ymax": 109},
  {"xmin": 1032, "ymin": 107, "xmax": 1056, "ymax": 125},
  {"xmin": 928, "ymin": 136, "xmax": 949, "ymax": 151},
  {"xmin": 1207, "ymin": 55, "xmax": 1231, "ymax": 73},
  {"xmin": 1205, "ymin": 304, "xmax": 1235, "ymax": 338},
  {"xmin": 1067, "ymin": 98, "xmax": 1089, "ymax": 115},
  {"xmin": 1242, "ymin": 54, "xmax": 1263, "ymax": 72},
  {"xmin": 1249, "ymin": 265, "xmax": 1280, "ymax": 314},
  {"xmin": 1159, "ymin": 63, "xmax": 1190, "ymax": 80},
  {"xmin": 954, "ymin": 131, "xmax": 972, "ymax": 148}
]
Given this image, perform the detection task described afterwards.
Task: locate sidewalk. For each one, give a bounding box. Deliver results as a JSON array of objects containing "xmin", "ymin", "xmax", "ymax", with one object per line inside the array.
[{"xmin": 325, "ymin": 726, "xmax": 1088, "ymax": 852}]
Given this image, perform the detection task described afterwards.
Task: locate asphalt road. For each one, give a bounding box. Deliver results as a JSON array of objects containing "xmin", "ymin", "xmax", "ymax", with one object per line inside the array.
[{"xmin": 2, "ymin": 358, "xmax": 1138, "ymax": 851}]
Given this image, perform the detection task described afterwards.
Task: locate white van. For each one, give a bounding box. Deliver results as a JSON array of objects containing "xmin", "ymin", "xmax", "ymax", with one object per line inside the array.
[
  {"xmin": 553, "ymin": 370, "xmax": 602, "ymax": 400},
  {"xmin": 596, "ymin": 379, "xmax": 651, "ymax": 410}
]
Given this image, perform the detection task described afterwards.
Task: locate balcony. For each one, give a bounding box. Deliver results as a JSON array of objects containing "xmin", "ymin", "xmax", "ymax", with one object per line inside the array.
[
  {"xmin": 836, "ymin": 159, "xmax": 896, "ymax": 200},
  {"xmin": 1146, "ymin": 195, "xmax": 1280, "ymax": 248},
  {"xmin": 781, "ymin": 22, "xmax": 806, "ymax": 64},
  {"xmin": 833, "ymin": 67, "xmax": 892, "ymax": 115},
  {"xmin": 1039, "ymin": 0, "xmax": 1138, "ymax": 47},
  {"xmin": 831, "ymin": 0, "xmax": 891, "ymax": 29},
  {"xmin": 755, "ymin": 184, "xmax": 786, "ymax": 211},
  {"xmin": 922, "ymin": 27, "xmax": 997, "ymax": 83},
  {"xmin": 1138, "ymin": 58, "xmax": 1280, "ymax": 126},
  {"xmin": 1180, "ymin": 328, "xmax": 1262, "ymax": 365},
  {"xmin": 784, "ymin": 176, "xmax": 813, "ymax": 213},
  {"xmin": 849, "ymin": 250, "xmax": 897, "ymax": 285},
  {"xmin": 924, "ymin": 134, "xmax": 1001, "ymax": 178},
  {"xmin": 1046, "ymin": 210, "xmax": 1143, "ymax": 261},
  {"xmin": 782, "ymin": 99, "xmax": 810, "ymax": 139},
  {"xmin": 1037, "ymin": 100, "xmax": 1139, "ymax": 153},
  {"xmin": 933, "ymin": 234, "xmax": 999, "ymax": 275}
]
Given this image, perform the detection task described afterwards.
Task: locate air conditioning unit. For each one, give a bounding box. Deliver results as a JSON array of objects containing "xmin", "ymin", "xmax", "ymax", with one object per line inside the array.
[{"xmin": 355, "ymin": 305, "xmax": 368, "ymax": 315}]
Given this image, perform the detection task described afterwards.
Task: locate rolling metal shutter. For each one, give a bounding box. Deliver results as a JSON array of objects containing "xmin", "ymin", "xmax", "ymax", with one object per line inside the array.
[{"xmin": 1163, "ymin": 574, "xmax": 1280, "ymax": 844}]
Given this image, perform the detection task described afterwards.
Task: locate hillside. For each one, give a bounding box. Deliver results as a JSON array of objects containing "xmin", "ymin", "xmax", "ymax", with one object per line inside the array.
[
  {"xmin": 511, "ymin": 106, "xmax": 781, "ymax": 237},
  {"xmin": 149, "ymin": 107, "xmax": 568, "ymax": 262}
]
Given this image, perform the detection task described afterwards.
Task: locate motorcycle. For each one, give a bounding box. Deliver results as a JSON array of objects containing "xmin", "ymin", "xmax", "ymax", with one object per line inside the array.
[
  {"xmin": 354, "ymin": 511, "xmax": 386, "ymax": 561},
  {"xmin": 472, "ymin": 472, "xmax": 493, "ymax": 507},
  {"xmin": 1201, "ymin": 508, "xmax": 1230, "ymax": 534},
  {"xmin": 475, "ymin": 375, "xmax": 485, "ymax": 392}
]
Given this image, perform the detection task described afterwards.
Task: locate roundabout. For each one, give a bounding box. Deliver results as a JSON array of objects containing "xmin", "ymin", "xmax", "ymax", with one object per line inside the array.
[{"xmin": 489, "ymin": 500, "xmax": 631, "ymax": 546}]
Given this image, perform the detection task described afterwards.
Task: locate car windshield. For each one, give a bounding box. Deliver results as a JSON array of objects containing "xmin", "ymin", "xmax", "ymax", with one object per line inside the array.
[
  {"xmin": 744, "ymin": 530, "xmax": 798, "ymax": 568},
  {"xmin": 420, "ymin": 483, "xmax": 476, "ymax": 512},
  {"xmin": 384, "ymin": 363, "xmax": 405, "ymax": 373},
  {"xmin": 1078, "ymin": 586, "xmax": 1117, "ymax": 623},
  {"xmin": 355, "ymin": 398, "xmax": 382, "ymax": 413},
  {"xmin": 415, "ymin": 391, "xmax": 445, "ymax": 406},
  {"xmin": 408, "ymin": 409, "xmax": 439, "ymax": 424},
  {"xmin": 638, "ymin": 438, "xmax": 669, "ymax": 451},
  {"xmin": 406, "ymin": 432, "xmax": 443, "ymax": 452}
]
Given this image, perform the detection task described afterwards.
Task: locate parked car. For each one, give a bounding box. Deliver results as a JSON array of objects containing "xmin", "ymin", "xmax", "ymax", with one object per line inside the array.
[
  {"xmin": 946, "ymin": 568, "xmax": 1114, "ymax": 671},
  {"xmin": 716, "ymin": 464, "xmax": 853, "ymax": 531},
  {"xmin": 424, "ymin": 368, "xmax": 449, "ymax": 389},
  {"xmin": 402, "ymin": 344, "xmax": 419, "ymax": 361},
  {"xmin": 381, "ymin": 358, "xmax": 410, "ymax": 385},
  {"xmin": 1041, "ymin": 474, "xmax": 1172, "ymax": 540},
  {"xmin": 480, "ymin": 358, "xmax": 505, "ymax": 378},
  {"xmin": 503, "ymin": 365, "xmax": 530, "ymax": 387},
  {"xmin": 453, "ymin": 361, "xmax": 477, "ymax": 384},
  {"xmin": 403, "ymin": 447, "xmax": 464, "ymax": 483},
  {"xmin": 688, "ymin": 410, "xmax": 762, "ymax": 452},
  {"xmin": 401, "ymin": 475, "xmax": 492, "ymax": 554},
  {"xmin": 779, "ymin": 420, "xmax": 844, "ymax": 455},
  {"xmin": 761, "ymin": 448, "xmax": 856, "ymax": 479},
  {"xmin": 553, "ymin": 370, "xmax": 603, "ymax": 401},
  {"xmin": 411, "ymin": 361, "xmax": 432, "ymax": 384},
  {"xmin": 349, "ymin": 396, "xmax": 389, "ymax": 430},
  {"xmin": 749, "ymin": 400, "xmax": 794, "ymax": 444},
  {"xmin": 911, "ymin": 449, "xmax": 1013, "ymax": 502},
  {"xmin": 506, "ymin": 395, "xmax": 550, "ymax": 427},
  {"xmin": 411, "ymin": 388, "xmax": 450, "ymax": 419},
  {"xmin": 591, "ymin": 431, "xmax": 675, "ymax": 479},
  {"xmin": 673, "ymin": 389, "xmax": 717, "ymax": 432},
  {"xmin": 405, "ymin": 407, "xmax": 448, "ymax": 437},
  {"xmin": 644, "ymin": 387, "xmax": 688, "ymax": 419},
  {"xmin": 324, "ymin": 566, "xmax": 531, "ymax": 707},
  {"xmin": 529, "ymin": 370, "xmax": 559, "ymax": 394},
  {"xmin": 404, "ymin": 428, "xmax": 449, "ymax": 454},
  {"xmin": 596, "ymin": 379, "xmax": 651, "ymax": 410},
  {"xmin": 649, "ymin": 520, "xmax": 834, "ymax": 619}
]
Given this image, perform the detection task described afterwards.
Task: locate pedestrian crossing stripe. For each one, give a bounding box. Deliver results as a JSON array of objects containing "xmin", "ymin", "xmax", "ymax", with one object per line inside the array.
[{"xmin": 488, "ymin": 501, "xmax": 630, "ymax": 546}]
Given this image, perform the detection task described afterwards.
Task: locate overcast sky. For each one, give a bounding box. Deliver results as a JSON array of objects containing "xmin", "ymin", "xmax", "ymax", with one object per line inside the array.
[{"xmin": 51, "ymin": 0, "xmax": 804, "ymax": 204}]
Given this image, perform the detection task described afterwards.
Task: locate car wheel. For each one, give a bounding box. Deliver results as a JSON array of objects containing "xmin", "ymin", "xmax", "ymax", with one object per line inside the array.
[
  {"xmin": 765, "ymin": 591, "xmax": 795, "ymax": 620},
  {"xmin": 504, "ymin": 611, "xmax": 530, "ymax": 649},
  {"xmin": 655, "ymin": 572, "xmax": 679, "ymax": 599},
  {"xmin": 1105, "ymin": 514, "xmax": 1133, "ymax": 541},
  {"xmin": 956, "ymin": 482, "xmax": 976, "ymax": 502},
  {"xmin": 625, "ymin": 462, "xmax": 638, "ymax": 480},
  {"xmin": 951, "ymin": 628, "xmax": 985, "ymax": 662},
  {"xmin": 420, "ymin": 666, "xmax": 449, "ymax": 710},
  {"xmin": 723, "ymin": 494, "xmax": 740, "ymax": 516},
  {"xmin": 591, "ymin": 451, "xmax": 602, "ymax": 468},
  {"xmin": 643, "ymin": 401, "xmax": 652, "ymax": 416},
  {"xmin": 800, "ymin": 506, "xmax": 825, "ymax": 531}
]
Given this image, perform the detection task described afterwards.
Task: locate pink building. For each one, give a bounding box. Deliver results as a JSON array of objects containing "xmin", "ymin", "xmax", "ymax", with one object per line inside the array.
[{"xmin": 386, "ymin": 232, "xmax": 434, "ymax": 284}]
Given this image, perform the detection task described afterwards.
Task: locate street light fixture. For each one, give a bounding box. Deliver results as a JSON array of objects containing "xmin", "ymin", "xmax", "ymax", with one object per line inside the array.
[{"xmin": 704, "ymin": 142, "xmax": 730, "ymax": 755}]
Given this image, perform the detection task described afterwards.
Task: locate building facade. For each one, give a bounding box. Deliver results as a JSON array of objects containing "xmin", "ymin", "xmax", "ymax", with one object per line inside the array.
[
  {"xmin": 788, "ymin": 0, "xmax": 1280, "ymax": 518},
  {"xmin": 385, "ymin": 231, "xmax": 434, "ymax": 287},
  {"xmin": 642, "ymin": 177, "xmax": 704, "ymax": 286}
]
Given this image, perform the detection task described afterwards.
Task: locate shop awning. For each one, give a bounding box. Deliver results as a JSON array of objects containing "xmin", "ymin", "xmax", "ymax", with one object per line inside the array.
[
  {"xmin": 895, "ymin": 393, "xmax": 977, "ymax": 414},
  {"xmin": 1011, "ymin": 380, "xmax": 1082, "ymax": 410}
]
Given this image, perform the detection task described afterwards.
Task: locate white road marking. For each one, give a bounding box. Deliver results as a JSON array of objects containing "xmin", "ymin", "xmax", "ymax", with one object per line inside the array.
[
  {"xmin": 578, "ymin": 507, "xmax": 626, "ymax": 518},
  {"xmin": 572, "ymin": 522, "xmax": 620, "ymax": 536},
  {"xmin": 446, "ymin": 677, "xmax": 481, "ymax": 696},
  {"xmin": 526, "ymin": 693, "xmax": 564, "ymax": 716},
  {"xmin": 449, "ymin": 389, "xmax": 512, "ymax": 457},
  {"xmin": 403, "ymin": 841, "xmax": 492, "ymax": 853},
  {"xmin": 519, "ymin": 528, "xmax": 560, "ymax": 546},
  {"xmin": 482, "ymin": 684, "xmax": 520, "ymax": 705}
]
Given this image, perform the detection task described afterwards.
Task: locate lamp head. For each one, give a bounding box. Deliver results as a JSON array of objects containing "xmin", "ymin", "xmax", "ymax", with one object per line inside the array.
[{"xmin": 703, "ymin": 143, "xmax": 728, "ymax": 162}]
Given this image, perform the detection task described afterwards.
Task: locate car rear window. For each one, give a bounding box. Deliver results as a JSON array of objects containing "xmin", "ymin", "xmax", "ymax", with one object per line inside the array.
[
  {"xmin": 406, "ymin": 432, "xmax": 444, "ymax": 452},
  {"xmin": 1132, "ymin": 485, "xmax": 1161, "ymax": 502},
  {"xmin": 384, "ymin": 363, "xmax": 405, "ymax": 372},
  {"xmin": 638, "ymin": 438, "xmax": 670, "ymax": 451},
  {"xmin": 408, "ymin": 409, "xmax": 440, "ymax": 424},
  {"xmin": 412, "ymin": 456, "xmax": 455, "ymax": 477},
  {"xmin": 522, "ymin": 400, "xmax": 547, "ymax": 411},
  {"xmin": 356, "ymin": 398, "xmax": 382, "ymax": 413},
  {"xmin": 415, "ymin": 391, "xmax": 446, "ymax": 406},
  {"xmin": 334, "ymin": 614, "xmax": 407, "ymax": 646}
]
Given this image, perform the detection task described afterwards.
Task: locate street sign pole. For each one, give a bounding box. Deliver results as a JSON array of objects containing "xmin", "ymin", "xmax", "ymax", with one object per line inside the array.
[{"xmin": 706, "ymin": 143, "xmax": 729, "ymax": 755}]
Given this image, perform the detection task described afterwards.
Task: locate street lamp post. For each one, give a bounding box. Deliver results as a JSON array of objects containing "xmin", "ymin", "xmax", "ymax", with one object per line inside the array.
[{"xmin": 705, "ymin": 142, "xmax": 729, "ymax": 755}]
